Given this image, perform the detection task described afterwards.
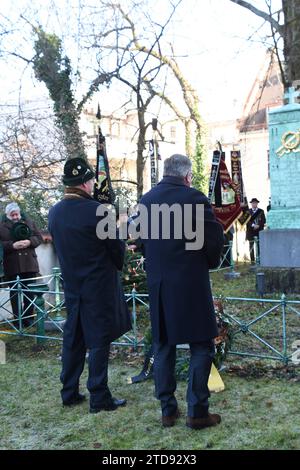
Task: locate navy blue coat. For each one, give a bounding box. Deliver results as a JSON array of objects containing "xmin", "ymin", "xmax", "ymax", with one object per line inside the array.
[
  {"xmin": 48, "ymin": 194, "xmax": 131, "ymax": 348},
  {"xmin": 140, "ymin": 176, "xmax": 224, "ymax": 345}
]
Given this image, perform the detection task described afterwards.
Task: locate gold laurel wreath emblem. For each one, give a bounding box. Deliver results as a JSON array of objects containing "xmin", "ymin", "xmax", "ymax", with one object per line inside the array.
[
  {"xmin": 276, "ymin": 129, "xmax": 300, "ymax": 156},
  {"xmin": 281, "ymin": 131, "xmax": 300, "ymax": 150}
]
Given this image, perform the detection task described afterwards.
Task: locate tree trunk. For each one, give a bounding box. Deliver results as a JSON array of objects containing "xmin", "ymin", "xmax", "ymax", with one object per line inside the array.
[
  {"xmin": 136, "ymin": 105, "xmax": 147, "ymax": 200},
  {"xmin": 184, "ymin": 120, "xmax": 193, "ymax": 156},
  {"xmin": 282, "ymin": 0, "xmax": 300, "ymax": 86}
]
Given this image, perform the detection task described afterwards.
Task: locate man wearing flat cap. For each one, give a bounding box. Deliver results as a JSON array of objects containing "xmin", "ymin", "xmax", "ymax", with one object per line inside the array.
[
  {"xmin": 246, "ymin": 198, "xmax": 266, "ymax": 264},
  {"xmin": 48, "ymin": 157, "xmax": 131, "ymax": 413}
]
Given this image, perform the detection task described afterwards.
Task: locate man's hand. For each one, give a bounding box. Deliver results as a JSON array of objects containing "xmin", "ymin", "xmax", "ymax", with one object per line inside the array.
[
  {"xmin": 13, "ymin": 240, "xmax": 31, "ymax": 250},
  {"xmin": 253, "ymin": 224, "xmax": 260, "ymax": 230}
]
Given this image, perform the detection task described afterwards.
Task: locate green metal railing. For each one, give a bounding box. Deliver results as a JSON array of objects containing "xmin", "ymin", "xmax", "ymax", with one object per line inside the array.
[
  {"xmin": 219, "ymin": 294, "xmax": 300, "ymax": 364},
  {"xmin": 0, "ymin": 270, "xmax": 65, "ymax": 342},
  {"xmin": 210, "ymin": 242, "xmax": 234, "ymax": 273},
  {"xmin": 1, "ymin": 267, "xmax": 299, "ymax": 364}
]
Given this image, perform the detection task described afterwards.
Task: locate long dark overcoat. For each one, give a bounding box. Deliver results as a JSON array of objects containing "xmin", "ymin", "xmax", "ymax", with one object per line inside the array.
[
  {"xmin": 0, "ymin": 217, "xmax": 42, "ymax": 277},
  {"xmin": 246, "ymin": 208, "xmax": 266, "ymax": 241},
  {"xmin": 48, "ymin": 195, "xmax": 131, "ymax": 348},
  {"xmin": 140, "ymin": 176, "xmax": 224, "ymax": 345}
]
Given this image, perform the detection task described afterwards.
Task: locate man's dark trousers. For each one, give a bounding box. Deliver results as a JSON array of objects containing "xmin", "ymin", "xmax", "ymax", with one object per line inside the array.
[
  {"xmin": 249, "ymin": 238, "xmax": 260, "ymax": 264},
  {"xmin": 154, "ymin": 340, "xmax": 215, "ymax": 418},
  {"xmin": 60, "ymin": 315, "xmax": 112, "ymax": 408}
]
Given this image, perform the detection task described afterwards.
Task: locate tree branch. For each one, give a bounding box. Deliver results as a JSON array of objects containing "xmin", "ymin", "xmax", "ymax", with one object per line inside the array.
[{"xmin": 229, "ymin": 0, "xmax": 283, "ymax": 34}]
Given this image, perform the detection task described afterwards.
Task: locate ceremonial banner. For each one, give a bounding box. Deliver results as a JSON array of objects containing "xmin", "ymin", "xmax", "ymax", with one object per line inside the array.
[
  {"xmin": 230, "ymin": 150, "xmax": 251, "ymax": 226},
  {"xmin": 238, "ymin": 205, "xmax": 251, "ymax": 227},
  {"xmin": 94, "ymin": 106, "xmax": 115, "ymax": 205},
  {"xmin": 149, "ymin": 139, "xmax": 158, "ymax": 187},
  {"xmin": 231, "ymin": 151, "xmax": 244, "ymax": 201},
  {"xmin": 211, "ymin": 158, "xmax": 242, "ymax": 233}
]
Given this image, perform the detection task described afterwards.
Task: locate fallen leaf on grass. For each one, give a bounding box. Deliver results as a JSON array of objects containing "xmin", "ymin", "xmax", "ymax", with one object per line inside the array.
[{"xmin": 93, "ymin": 442, "xmax": 102, "ymax": 449}]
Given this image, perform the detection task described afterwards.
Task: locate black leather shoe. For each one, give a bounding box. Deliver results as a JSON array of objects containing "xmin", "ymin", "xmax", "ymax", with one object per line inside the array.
[
  {"xmin": 63, "ymin": 393, "xmax": 86, "ymax": 407},
  {"xmin": 90, "ymin": 397, "xmax": 127, "ymax": 413},
  {"xmin": 162, "ymin": 408, "xmax": 180, "ymax": 428}
]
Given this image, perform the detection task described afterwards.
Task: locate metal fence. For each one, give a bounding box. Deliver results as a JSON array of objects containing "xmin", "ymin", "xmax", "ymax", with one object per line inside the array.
[
  {"xmin": 1, "ymin": 265, "xmax": 299, "ymax": 365},
  {"xmin": 211, "ymin": 237, "xmax": 260, "ymax": 274},
  {"xmin": 220, "ymin": 294, "xmax": 300, "ymax": 364}
]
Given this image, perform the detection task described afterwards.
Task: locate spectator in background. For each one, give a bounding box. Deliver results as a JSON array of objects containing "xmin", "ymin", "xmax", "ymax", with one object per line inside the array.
[
  {"xmin": 246, "ymin": 198, "xmax": 266, "ymax": 264},
  {"xmin": 0, "ymin": 202, "xmax": 42, "ymax": 327}
]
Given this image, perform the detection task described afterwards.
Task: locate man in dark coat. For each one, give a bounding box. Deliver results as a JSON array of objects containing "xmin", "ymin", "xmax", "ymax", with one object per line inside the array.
[
  {"xmin": 139, "ymin": 154, "xmax": 224, "ymax": 430},
  {"xmin": 246, "ymin": 198, "xmax": 266, "ymax": 264},
  {"xmin": 48, "ymin": 158, "xmax": 131, "ymax": 413},
  {"xmin": 0, "ymin": 202, "xmax": 43, "ymax": 327}
]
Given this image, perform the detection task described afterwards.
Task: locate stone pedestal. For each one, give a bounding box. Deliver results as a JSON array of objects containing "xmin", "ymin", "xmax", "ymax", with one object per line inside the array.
[
  {"xmin": 44, "ymin": 319, "xmax": 65, "ymax": 332},
  {"xmin": 258, "ymin": 267, "xmax": 300, "ymax": 294},
  {"xmin": 259, "ymin": 88, "xmax": 300, "ymax": 293},
  {"xmin": 267, "ymin": 89, "xmax": 300, "ymax": 230},
  {"xmin": 260, "ymin": 229, "xmax": 300, "ymax": 268},
  {"xmin": 259, "ymin": 229, "xmax": 300, "ymax": 292}
]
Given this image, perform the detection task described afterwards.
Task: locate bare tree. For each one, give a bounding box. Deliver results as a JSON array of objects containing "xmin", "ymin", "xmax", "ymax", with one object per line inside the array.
[
  {"xmin": 229, "ymin": 0, "xmax": 300, "ymax": 88},
  {"xmin": 0, "ymin": 109, "xmax": 65, "ymax": 198},
  {"xmin": 1, "ymin": 0, "xmax": 207, "ymax": 199},
  {"xmin": 86, "ymin": 0, "xmax": 206, "ymax": 196}
]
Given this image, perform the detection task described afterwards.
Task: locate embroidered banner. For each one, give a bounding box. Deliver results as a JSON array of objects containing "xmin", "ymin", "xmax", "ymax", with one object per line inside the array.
[
  {"xmin": 230, "ymin": 150, "xmax": 251, "ymax": 226},
  {"xmin": 149, "ymin": 139, "xmax": 158, "ymax": 188},
  {"xmin": 211, "ymin": 157, "xmax": 242, "ymax": 233},
  {"xmin": 94, "ymin": 105, "xmax": 115, "ymax": 205},
  {"xmin": 208, "ymin": 150, "xmax": 222, "ymax": 203}
]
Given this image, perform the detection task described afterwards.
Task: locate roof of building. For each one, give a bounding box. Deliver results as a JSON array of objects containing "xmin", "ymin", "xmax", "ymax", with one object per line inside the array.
[{"xmin": 238, "ymin": 51, "xmax": 284, "ymax": 133}]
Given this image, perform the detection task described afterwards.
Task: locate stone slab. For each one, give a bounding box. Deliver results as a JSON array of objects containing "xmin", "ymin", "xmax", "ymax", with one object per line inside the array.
[{"xmin": 260, "ymin": 229, "xmax": 300, "ymax": 268}]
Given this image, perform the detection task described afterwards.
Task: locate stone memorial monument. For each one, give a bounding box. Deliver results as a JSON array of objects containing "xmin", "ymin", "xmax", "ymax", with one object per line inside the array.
[{"xmin": 259, "ymin": 87, "xmax": 300, "ymax": 291}]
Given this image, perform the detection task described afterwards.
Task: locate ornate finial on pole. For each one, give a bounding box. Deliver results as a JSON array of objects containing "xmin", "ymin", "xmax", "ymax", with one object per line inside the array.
[
  {"xmin": 93, "ymin": 102, "xmax": 115, "ymax": 205},
  {"xmin": 96, "ymin": 103, "xmax": 101, "ymax": 120}
]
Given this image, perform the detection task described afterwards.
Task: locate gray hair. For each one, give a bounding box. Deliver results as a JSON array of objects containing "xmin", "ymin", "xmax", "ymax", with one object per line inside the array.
[
  {"xmin": 5, "ymin": 202, "xmax": 21, "ymax": 215},
  {"xmin": 163, "ymin": 154, "xmax": 192, "ymax": 178}
]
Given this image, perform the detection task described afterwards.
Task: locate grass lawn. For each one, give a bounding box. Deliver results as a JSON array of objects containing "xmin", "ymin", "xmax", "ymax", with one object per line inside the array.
[
  {"xmin": 0, "ymin": 263, "xmax": 299, "ymax": 450},
  {"xmin": 0, "ymin": 335, "xmax": 300, "ymax": 450}
]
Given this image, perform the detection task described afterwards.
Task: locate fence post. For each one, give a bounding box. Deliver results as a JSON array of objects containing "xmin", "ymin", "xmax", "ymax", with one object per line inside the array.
[
  {"xmin": 28, "ymin": 283, "xmax": 49, "ymax": 345},
  {"xmin": 131, "ymin": 286, "xmax": 138, "ymax": 351},
  {"xmin": 254, "ymin": 236, "xmax": 260, "ymax": 266},
  {"xmin": 229, "ymin": 240, "xmax": 235, "ymax": 273},
  {"xmin": 224, "ymin": 241, "xmax": 240, "ymax": 279},
  {"xmin": 16, "ymin": 275, "xmax": 23, "ymax": 332},
  {"xmin": 281, "ymin": 294, "xmax": 288, "ymax": 365},
  {"xmin": 52, "ymin": 267, "xmax": 64, "ymax": 322}
]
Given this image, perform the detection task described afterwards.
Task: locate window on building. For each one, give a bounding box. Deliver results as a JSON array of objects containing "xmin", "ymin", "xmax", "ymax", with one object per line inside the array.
[
  {"xmin": 170, "ymin": 126, "xmax": 176, "ymax": 141},
  {"xmin": 111, "ymin": 121, "xmax": 120, "ymax": 137}
]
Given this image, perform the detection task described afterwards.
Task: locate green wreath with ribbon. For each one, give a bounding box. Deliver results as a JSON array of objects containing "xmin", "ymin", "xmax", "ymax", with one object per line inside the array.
[{"xmin": 10, "ymin": 221, "xmax": 32, "ymax": 241}]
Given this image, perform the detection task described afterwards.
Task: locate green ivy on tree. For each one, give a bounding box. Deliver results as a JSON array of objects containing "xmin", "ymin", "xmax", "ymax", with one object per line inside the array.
[
  {"xmin": 192, "ymin": 131, "xmax": 207, "ymax": 193},
  {"xmin": 33, "ymin": 29, "xmax": 87, "ymax": 161}
]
